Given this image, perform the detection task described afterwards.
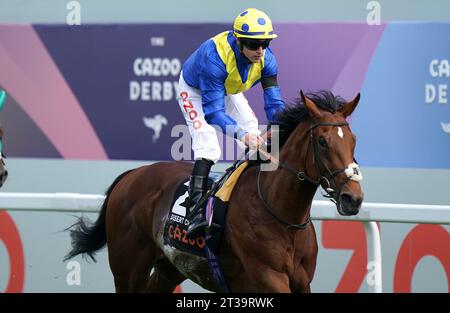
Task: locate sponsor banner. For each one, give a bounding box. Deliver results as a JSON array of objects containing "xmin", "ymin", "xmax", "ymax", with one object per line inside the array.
[
  {"xmin": 352, "ymin": 23, "xmax": 450, "ymax": 168},
  {"xmin": 1, "ymin": 211, "xmax": 448, "ymax": 292},
  {"xmin": 0, "ymin": 23, "xmax": 449, "ymax": 168}
]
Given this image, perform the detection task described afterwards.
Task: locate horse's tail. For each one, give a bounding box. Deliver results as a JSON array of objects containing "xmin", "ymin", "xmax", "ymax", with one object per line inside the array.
[{"xmin": 64, "ymin": 169, "xmax": 134, "ymax": 262}]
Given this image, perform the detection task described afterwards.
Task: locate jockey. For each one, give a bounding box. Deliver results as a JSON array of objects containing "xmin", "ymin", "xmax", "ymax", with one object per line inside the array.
[{"xmin": 177, "ymin": 8, "xmax": 285, "ymax": 237}]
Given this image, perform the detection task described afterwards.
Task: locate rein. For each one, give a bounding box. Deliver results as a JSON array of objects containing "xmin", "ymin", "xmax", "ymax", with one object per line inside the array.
[{"xmin": 257, "ymin": 169, "xmax": 311, "ymax": 230}]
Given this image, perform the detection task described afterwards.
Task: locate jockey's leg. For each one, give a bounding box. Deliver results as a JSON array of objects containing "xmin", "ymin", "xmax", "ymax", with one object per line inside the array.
[
  {"xmin": 188, "ymin": 158, "xmax": 213, "ymax": 211},
  {"xmin": 186, "ymin": 157, "xmax": 219, "ymax": 238},
  {"xmin": 177, "ymin": 72, "xmax": 221, "ymax": 237}
]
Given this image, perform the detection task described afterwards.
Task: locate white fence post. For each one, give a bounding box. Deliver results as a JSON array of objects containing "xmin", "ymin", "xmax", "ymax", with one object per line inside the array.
[{"xmin": 364, "ymin": 221, "xmax": 382, "ymax": 293}]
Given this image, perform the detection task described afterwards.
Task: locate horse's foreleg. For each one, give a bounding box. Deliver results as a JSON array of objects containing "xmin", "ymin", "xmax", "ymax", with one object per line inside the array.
[
  {"xmin": 257, "ymin": 270, "xmax": 291, "ymax": 292},
  {"xmin": 230, "ymin": 268, "xmax": 291, "ymax": 292}
]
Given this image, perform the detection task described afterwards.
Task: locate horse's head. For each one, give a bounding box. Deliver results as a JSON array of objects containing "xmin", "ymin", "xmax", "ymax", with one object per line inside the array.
[
  {"xmin": 0, "ymin": 127, "xmax": 7, "ymax": 188},
  {"xmin": 299, "ymin": 90, "xmax": 363, "ymax": 215},
  {"xmin": 273, "ymin": 90, "xmax": 363, "ymax": 216}
]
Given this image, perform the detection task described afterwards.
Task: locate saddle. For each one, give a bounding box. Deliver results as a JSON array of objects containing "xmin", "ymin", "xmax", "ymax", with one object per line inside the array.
[{"xmin": 163, "ymin": 159, "xmax": 251, "ymax": 257}]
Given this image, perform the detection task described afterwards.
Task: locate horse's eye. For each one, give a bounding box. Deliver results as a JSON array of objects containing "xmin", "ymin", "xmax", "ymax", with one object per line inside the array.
[{"xmin": 318, "ymin": 137, "xmax": 328, "ymax": 148}]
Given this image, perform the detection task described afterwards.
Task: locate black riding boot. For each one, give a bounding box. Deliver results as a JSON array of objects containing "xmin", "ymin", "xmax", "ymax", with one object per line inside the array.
[{"xmin": 186, "ymin": 159, "xmax": 221, "ymax": 238}]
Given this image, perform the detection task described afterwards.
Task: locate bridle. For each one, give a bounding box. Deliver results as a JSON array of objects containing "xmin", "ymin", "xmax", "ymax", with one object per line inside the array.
[{"xmin": 257, "ymin": 121, "xmax": 361, "ymax": 230}]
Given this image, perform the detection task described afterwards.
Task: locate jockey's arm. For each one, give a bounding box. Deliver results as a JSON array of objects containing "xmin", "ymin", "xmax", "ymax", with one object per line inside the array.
[
  {"xmin": 205, "ymin": 106, "xmax": 247, "ymax": 140},
  {"xmin": 199, "ymin": 65, "xmax": 248, "ymax": 140},
  {"xmin": 262, "ymin": 76, "xmax": 285, "ymax": 122},
  {"xmin": 205, "ymin": 105, "xmax": 264, "ymax": 149},
  {"xmin": 261, "ymin": 50, "xmax": 285, "ymax": 123}
]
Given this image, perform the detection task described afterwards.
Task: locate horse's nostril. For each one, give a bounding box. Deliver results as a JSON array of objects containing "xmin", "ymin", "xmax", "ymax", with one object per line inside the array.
[
  {"xmin": 354, "ymin": 196, "xmax": 363, "ymax": 208},
  {"xmin": 340, "ymin": 193, "xmax": 354, "ymax": 207},
  {"xmin": 340, "ymin": 193, "xmax": 362, "ymax": 210}
]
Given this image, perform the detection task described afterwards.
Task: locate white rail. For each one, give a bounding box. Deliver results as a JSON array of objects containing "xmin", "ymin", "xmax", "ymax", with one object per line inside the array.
[
  {"xmin": 0, "ymin": 192, "xmax": 104, "ymax": 213},
  {"xmin": 1, "ymin": 192, "xmax": 450, "ymax": 293}
]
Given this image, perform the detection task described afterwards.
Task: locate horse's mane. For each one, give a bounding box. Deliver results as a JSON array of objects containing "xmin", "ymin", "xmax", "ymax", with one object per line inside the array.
[{"xmin": 271, "ymin": 90, "xmax": 346, "ymax": 148}]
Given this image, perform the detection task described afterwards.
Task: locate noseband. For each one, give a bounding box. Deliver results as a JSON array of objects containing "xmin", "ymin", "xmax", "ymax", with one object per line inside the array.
[{"xmin": 257, "ymin": 121, "xmax": 361, "ymax": 230}]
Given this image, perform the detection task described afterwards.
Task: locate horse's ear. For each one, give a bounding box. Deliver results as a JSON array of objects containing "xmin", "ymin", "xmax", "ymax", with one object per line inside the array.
[
  {"xmin": 340, "ymin": 93, "xmax": 360, "ymax": 117},
  {"xmin": 301, "ymin": 90, "xmax": 322, "ymax": 120}
]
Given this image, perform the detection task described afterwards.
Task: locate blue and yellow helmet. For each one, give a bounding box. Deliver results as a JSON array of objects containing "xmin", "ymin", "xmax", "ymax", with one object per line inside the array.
[{"xmin": 233, "ymin": 8, "xmax": 277, "ymax": 39}]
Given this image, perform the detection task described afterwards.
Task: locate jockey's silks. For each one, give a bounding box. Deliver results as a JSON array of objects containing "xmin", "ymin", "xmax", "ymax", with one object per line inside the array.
[
  {"xmin": 181, "ymin": 31, "xmax": 284, "ymax": 137},
  {"xmin": 211, "ymin": 31, "xmax": 264, "ymax": 95}
]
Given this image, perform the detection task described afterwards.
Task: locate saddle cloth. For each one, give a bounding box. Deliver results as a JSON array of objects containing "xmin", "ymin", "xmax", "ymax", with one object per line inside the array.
[{"xmin": 163, "ymin": 161, "xmax": 250, "ymax": 257}]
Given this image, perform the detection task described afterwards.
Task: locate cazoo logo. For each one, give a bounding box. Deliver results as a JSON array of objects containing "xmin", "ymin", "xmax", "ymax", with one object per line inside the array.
[
  {"xmin": 143, "ymin": 114, "xmax": 168, "ymax": 142},
  {"xmin": 425, "ymin": 59, "xmax": 449, "ymax": 134}
]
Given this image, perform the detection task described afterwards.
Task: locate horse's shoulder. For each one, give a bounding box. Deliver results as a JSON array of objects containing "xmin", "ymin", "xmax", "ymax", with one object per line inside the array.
[{"xmin": 235, "ymin": 163, "xmax": 259, "ymax": 183}]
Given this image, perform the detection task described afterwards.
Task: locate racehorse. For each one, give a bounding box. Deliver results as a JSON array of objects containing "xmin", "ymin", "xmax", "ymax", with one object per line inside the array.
[
  {"xmin": 0, "ymin": 90, "xmax": 7, "ymax": 187},
  {"xmin": 65, "ymin": 90, "xmax": 364, "ymax": 292}
]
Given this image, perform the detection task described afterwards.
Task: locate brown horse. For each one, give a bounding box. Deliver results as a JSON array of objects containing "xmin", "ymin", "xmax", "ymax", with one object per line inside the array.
[{"xmin": 65, "ymin": 90, "xmax": 363, "ymax": 292}]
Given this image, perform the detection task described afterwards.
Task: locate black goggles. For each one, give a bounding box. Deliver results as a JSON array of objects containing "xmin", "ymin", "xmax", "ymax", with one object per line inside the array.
[{"xmin": 241, "ymin": 38, "xmax": 271, "ymax": 50}]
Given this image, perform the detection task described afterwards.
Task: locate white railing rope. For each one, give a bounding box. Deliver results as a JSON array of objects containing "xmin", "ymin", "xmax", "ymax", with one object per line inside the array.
[
  {"xmin": 1, "ymin": 193, "xmax": 449, "ymax": 223},
  {"xmin": 311, "ymin": 200, "xmax": 450, "ymax": 224},
  {"xmin": 1, "ymin": 192, "xmax": 450, "ymax": 293},
  {"xmin": 0, "ymin": 192, "xmax": 104, "ymax": 213}
]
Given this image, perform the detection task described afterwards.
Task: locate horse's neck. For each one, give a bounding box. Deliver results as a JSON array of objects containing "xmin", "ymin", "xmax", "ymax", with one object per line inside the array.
[{"xmin": 262, "ymin": 123, "xmax": 318, "ymax": 225}]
